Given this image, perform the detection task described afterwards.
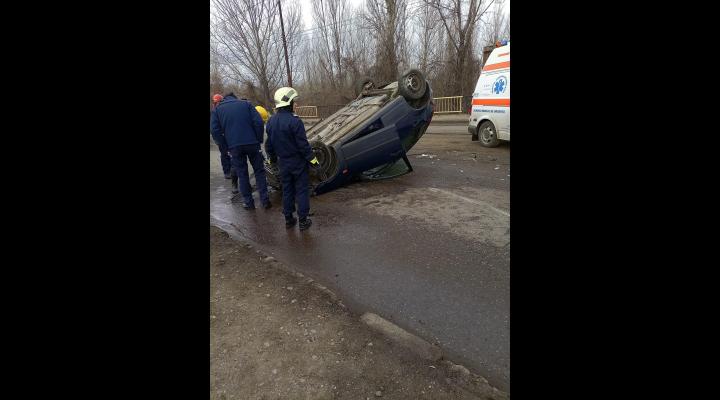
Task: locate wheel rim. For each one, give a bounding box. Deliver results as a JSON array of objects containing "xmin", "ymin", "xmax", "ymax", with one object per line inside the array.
[
  {"xmin": 481, "ymin": 126, "xmax": 495, "ymax": 144},
  {"xmin": 405, "ymin": 74, "xmax": 420, "ymax": 92}
]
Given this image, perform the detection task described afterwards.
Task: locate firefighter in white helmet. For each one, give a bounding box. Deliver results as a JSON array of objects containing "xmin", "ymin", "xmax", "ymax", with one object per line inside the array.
[{"xmin": 264, "ymin": 87, "xmax": 320, "ymax": 231}]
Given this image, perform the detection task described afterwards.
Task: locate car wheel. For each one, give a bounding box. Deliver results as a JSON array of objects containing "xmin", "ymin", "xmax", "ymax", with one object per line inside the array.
[
  {"xmin": 310, "ymin": 141, "xmax": 338, "ymax": 183},
  {"xmin": 477, "ymin": 121, "xmax": 499, "ymax": 147},
  {"xmin": 355, "ymin": 76, "xmax": 375, "ymax": 95},
  {"xmin": 398, "ymin": 68, "xmax": 427, "ymax": 101}
]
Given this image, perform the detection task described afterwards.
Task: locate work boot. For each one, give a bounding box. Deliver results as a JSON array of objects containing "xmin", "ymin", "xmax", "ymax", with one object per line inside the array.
[
  {"xmin": 243, "ymin": 203, "xmax": 256, "ymax": 210},
  {"xmin": 263, "ymin": 201, "xmax": 272, "ymax": 209},
  {"xmin": 285, "ymin": 216, "xmax": 297, "ymax": 229},
  {"xmin": 299, "ymin": 217, "xmax": 312, "ymax": 231}
]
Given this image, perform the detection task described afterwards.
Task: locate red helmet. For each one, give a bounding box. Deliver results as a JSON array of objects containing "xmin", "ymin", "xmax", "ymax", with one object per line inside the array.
[{"xmin": 212, "ymin": 94, "xmax": 223, "ymax": 103}]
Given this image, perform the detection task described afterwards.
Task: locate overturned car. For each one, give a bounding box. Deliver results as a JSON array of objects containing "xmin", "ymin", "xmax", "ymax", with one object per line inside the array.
[{"xmin": 265, "ymin": 69, "xmax": 434, "ymax": 195}]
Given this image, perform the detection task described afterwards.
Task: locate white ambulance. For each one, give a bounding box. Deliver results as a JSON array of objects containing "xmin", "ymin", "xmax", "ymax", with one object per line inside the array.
[{"xmin": 468, "ymin": 41, "xmax": 510, "ymax": 147}]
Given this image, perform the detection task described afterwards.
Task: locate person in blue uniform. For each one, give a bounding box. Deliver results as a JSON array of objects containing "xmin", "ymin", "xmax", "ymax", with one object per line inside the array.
[
  {"xmin": 265, "ymin": 87, "xmax": 320, "ymax": 230},
  {"xmin": 210, "ymin": 94, "xmax": 233, "ymax": 180},
  {"xmin": 210, "ymin": 92, "xmax": 272, "ymax": 210}
]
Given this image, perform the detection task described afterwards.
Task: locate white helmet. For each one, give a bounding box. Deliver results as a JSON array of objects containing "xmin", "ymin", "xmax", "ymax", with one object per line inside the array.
[{"xmin": 274, "ymin": 87, "xmax": 298, "ymax": 108}]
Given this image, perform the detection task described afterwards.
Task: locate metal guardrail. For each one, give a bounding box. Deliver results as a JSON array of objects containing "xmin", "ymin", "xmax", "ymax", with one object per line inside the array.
[
  {"xmin": 318, "ymin": 105, "xmax": 346, "ymax": 118},
  {"xmin": 432, "ymin": 96, "xmax": 464, "ymax": 114},
  {"xmin": 294, "ymin": 106, "xmax": 318, "ymax": 118}
]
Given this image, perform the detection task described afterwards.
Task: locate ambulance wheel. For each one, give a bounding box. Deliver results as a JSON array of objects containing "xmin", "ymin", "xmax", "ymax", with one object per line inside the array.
[
  {"xmin": 398, "ymin": 69, "xmax": 427, "ymax": 100},
  {"xmin": 478, "ymin": 121, "xmax": 499, "ymax": 147}
]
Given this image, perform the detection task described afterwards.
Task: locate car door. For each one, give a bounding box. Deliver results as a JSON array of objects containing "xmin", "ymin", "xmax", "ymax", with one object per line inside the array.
[{"xmin": 339, "ymin": 125, "xmax": 405, "ymax": 175}]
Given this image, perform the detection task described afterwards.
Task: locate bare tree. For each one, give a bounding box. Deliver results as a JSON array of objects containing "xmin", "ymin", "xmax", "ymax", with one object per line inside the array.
[
  {"xmin": 210, "ymin": 43, "xmax": 226, "ymax": 105},
  {"xmin": 281, "ymin": 1, "xmax": 304, "ymax": 87},
  {"xmin": 311, "ymin": 0, "xmax": 351, "ymax": 91},
  {"xmin": 342, "ymin": 14, "xmax": 374, "ymax": 85},
  {"xmin": 363, "ymin": 0, "xmax": 410, "ymax": 84},
  {"xmin": 427, "ymin": 0, "xmax": 495, "ymax": 95},
  {"xmin": 211, "ymin": 0, "xmax": 303, "ymax": 109},
  {"xmin": 207, "ymin": 0, "xmax": 505, "ymax": 108},
  {"xmin": 294, "ymin": 1, "xmax": 375, "ymax": 104},
  {"xmin": 410, "ymin": 1, "xmax": 445, "ymax": 79},
  {"xmin": 481, "ymin": 0, "xmax": 508, "ymax": 47}
]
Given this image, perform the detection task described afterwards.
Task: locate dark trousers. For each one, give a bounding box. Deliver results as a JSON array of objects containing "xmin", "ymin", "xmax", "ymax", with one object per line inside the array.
[
  {"xmin": 280, "ymin": 161, "xmax": 309, "ymax": 219},
  {"xmin": 229, "ymin": 144, "xmax": 269, "ymax": 206},
  {"xmin": 217, "ymin": 143, "xmax": 232, "ymax": 176}
]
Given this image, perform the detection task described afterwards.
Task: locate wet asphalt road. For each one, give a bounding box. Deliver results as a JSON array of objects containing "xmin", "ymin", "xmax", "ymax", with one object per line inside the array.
[{"xmin": 210, "ymin": 123, "xmax": 510, "ymax": 391}]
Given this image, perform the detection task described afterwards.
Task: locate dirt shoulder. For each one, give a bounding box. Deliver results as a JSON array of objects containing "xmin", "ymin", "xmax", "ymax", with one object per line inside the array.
[{"xmin": 210, "ymin": 226, "xmax": 508, "ymax": 400}]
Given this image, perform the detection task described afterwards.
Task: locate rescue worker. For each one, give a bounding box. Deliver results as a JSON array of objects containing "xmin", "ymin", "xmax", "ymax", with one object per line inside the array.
[
  {"xmin": 211, "ymin": 92, "xmax": 272, "ymax": 210},
  {"xmin": 210, "ymin": 94, "xmax": 233, "ymax": 180},
  {"xmin": 229, "ymin": 105, "xmax": 271, "ymax": 196},
  {"xmin": 265, "ymin": 87, "xmax": 320, "ymax": 231},
  {"xmin": 255, "ymin": 105, "xmax": 270, "ymax": 124}
]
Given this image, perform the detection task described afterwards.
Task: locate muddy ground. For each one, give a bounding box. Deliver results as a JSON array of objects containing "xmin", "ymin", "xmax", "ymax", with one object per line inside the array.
[{"xmin": 210, "ymin": 226, "xmax": 508, "ymax": 400}]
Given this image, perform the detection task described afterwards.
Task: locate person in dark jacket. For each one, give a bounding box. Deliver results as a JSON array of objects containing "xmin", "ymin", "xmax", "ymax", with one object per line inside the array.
[
  {"xmin": 210, "ymin": 94, "xmax": 233, "ymax": 180},
  {"xmin": 210, "ymin": 92, "xmax": 272, "ymax": 210},
  {"xmin": 265, "ymin": 87, "xmax": 319, "ymax": 230}
]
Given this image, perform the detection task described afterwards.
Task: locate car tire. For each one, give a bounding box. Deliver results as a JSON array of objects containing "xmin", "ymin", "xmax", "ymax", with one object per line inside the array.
[
  {"xmin": 309, "ymin": 141, "xmax": 337, "ymax": 183},
  {"xmin": 477, "ymin": 121, "xmax": 500, "ymax": 147},
  {"xmin": 398, "ymin": 68, "xmax": 427, "ymax": 100},
  {"xmin": 355, "ymin": 76, "xmax": 375, "ymax": 95}
]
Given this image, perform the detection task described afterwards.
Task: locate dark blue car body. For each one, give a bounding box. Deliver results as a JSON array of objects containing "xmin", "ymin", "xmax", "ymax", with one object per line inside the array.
[{"xmin": 265, "ymin": 77, "xmax": 434, "ymax": 195}]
